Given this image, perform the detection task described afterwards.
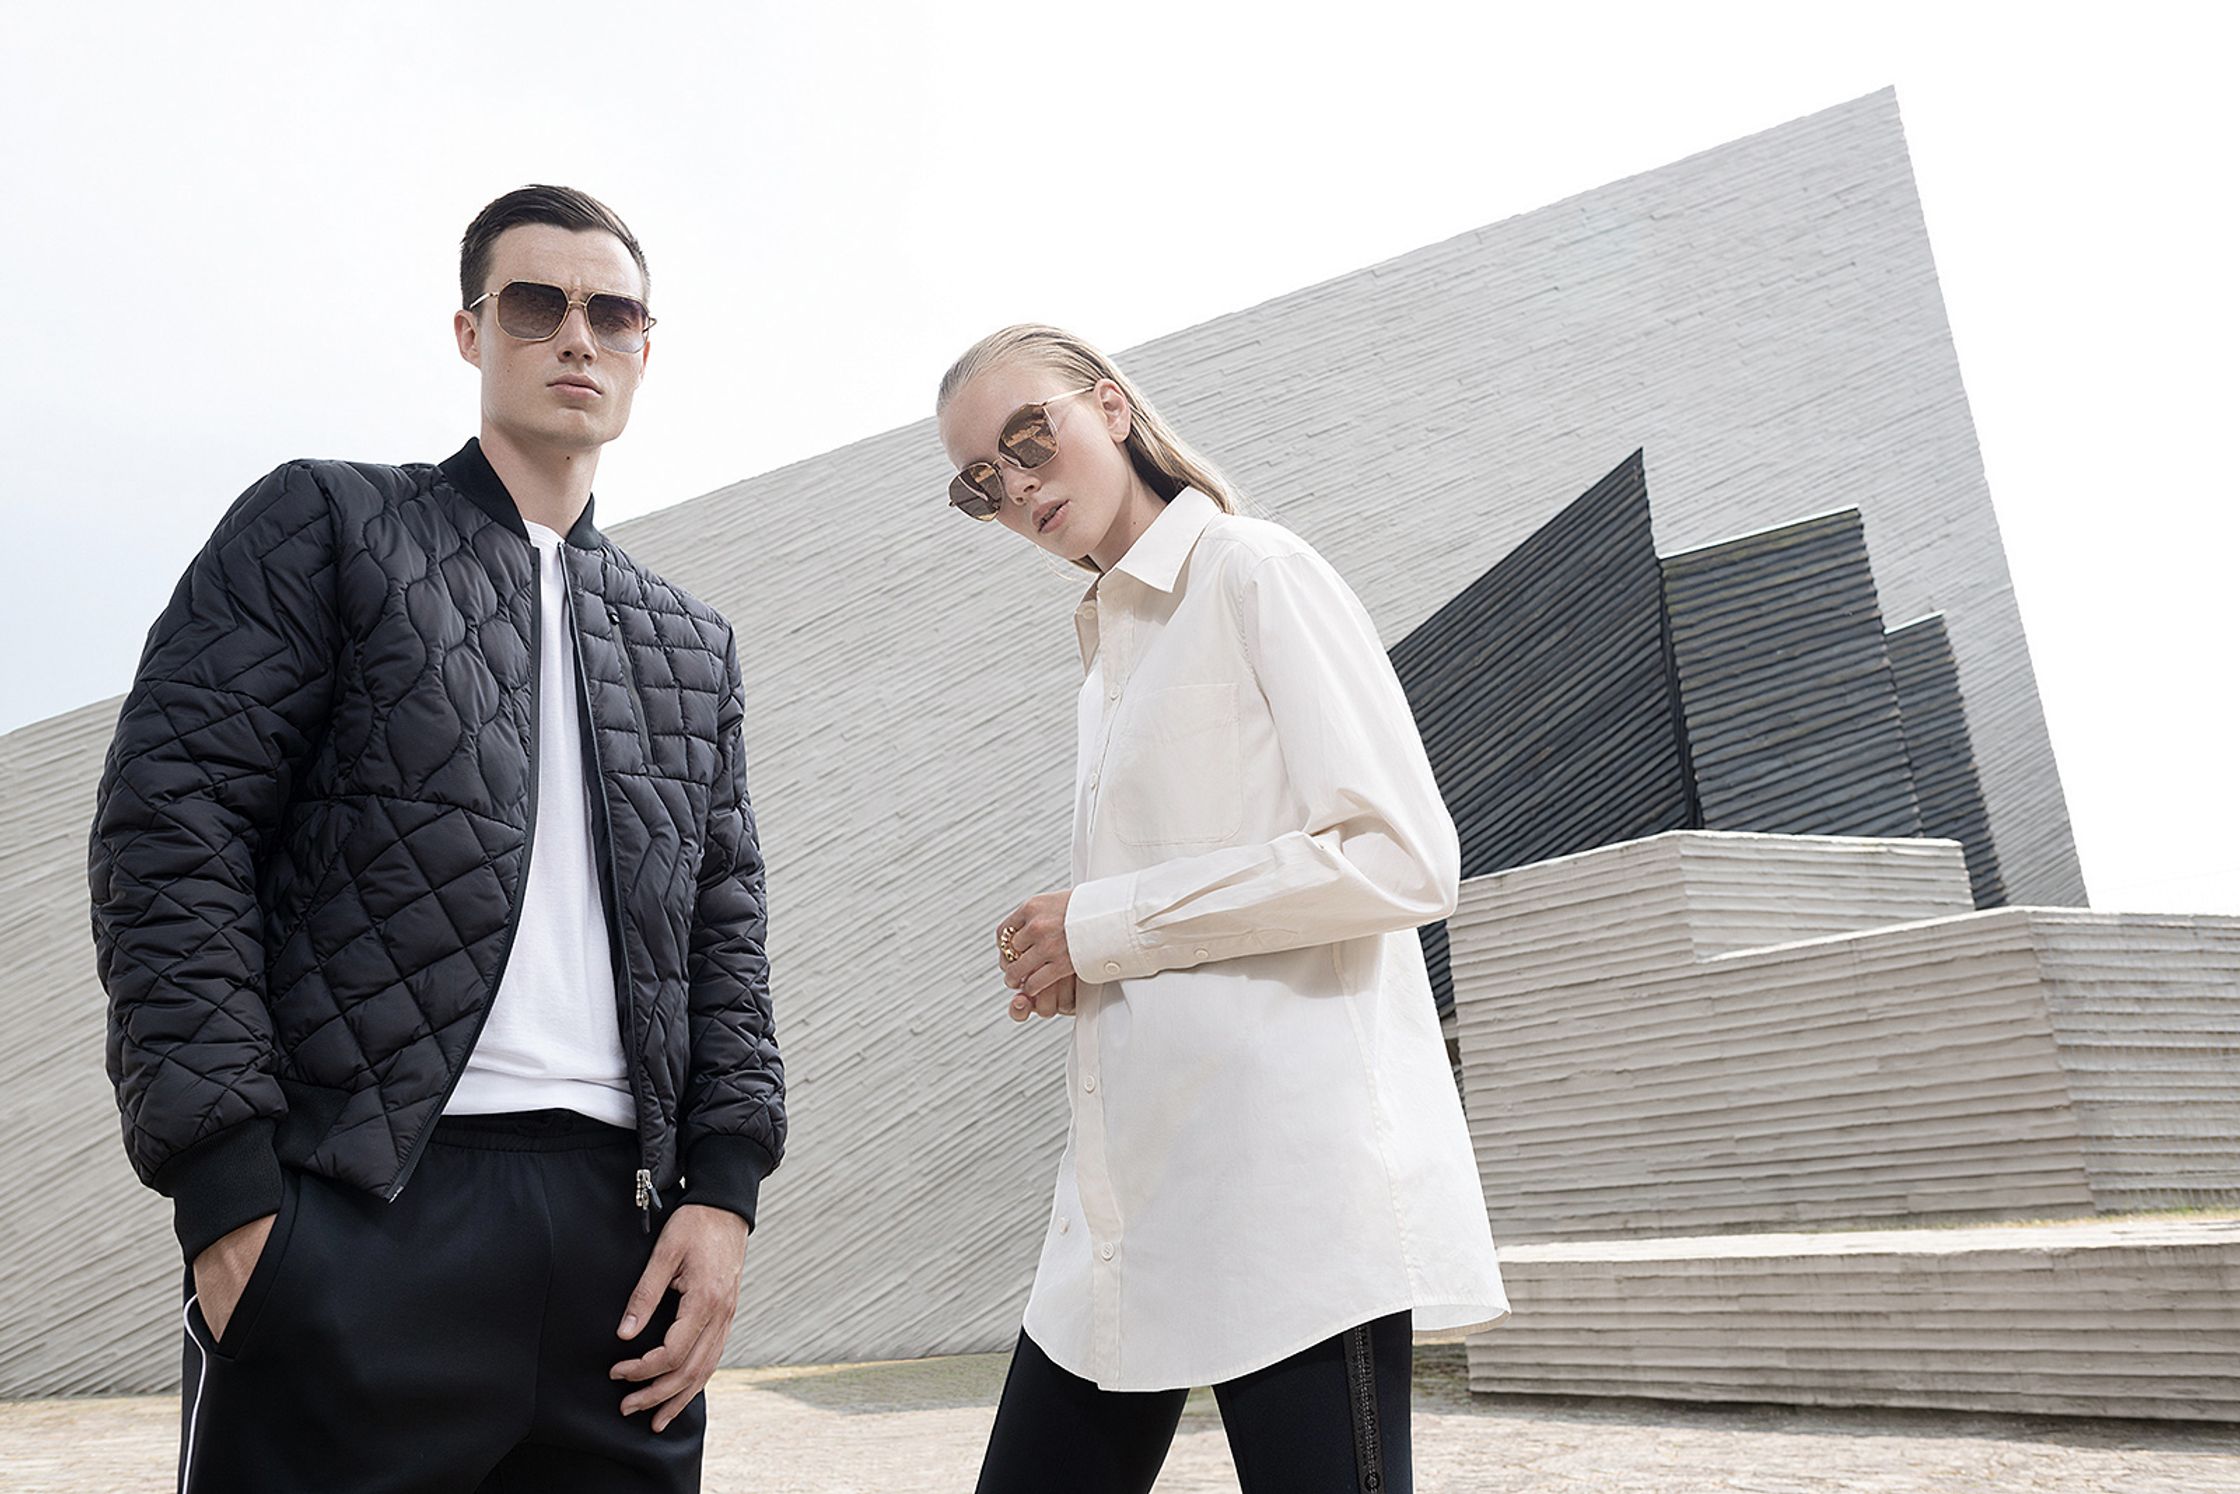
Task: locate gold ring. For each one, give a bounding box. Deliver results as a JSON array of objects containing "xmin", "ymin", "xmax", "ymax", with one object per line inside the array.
[{"xmin": 999, "ymin": 925, "xmax": 1020, "ymax": 963}]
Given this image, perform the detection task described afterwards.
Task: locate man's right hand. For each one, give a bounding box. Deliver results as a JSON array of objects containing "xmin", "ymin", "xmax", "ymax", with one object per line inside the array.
[{"xmin": 192, "ymin": 1213, "xmax": 277, "ymax": 1343}]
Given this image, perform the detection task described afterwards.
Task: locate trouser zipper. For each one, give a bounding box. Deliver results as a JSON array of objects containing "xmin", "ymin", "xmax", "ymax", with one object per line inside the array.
[{"xmin": 1344, "ymin": 1321, "xmax": 1385, "ymax": 1493}]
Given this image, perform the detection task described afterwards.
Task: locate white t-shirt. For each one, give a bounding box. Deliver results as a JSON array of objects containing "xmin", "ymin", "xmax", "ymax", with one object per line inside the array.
[{"xmin": 446, "ymin": 519, "xmax": 634, "ymax": 1126}]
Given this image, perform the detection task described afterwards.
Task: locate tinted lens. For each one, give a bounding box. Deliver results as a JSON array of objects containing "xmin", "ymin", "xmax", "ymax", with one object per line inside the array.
[
  {"xmin": 949, "ymin": 463, "xmax": 1002, "ymax": 518},
  {"xmin": 586, "ymin": 293, "xmax": 651, "ymax": 352},
  {"xmin": 494, "ymin": 281, "xmax": 568, "ymax": 340},
  {"xmin": 999, "ymin": 405, "xmax": 1058, "ymax": 468}
]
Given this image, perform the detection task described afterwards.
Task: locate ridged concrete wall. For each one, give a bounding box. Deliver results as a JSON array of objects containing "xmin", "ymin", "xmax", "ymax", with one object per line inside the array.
[
  {"xmin": 1662, "ymin": 511, "xmax": 1924, "ymax": 840},
  {"xmin": 1391, "ymin": 450, "xmax": 1691, "ymax": 1014},
  {"xmin": 1449, "ymin": 834, "xmax": 2240, "ymax": 1247},
  {"xmin": 1452, "ymin": 833, "xmax": 2088, "ymax": 1241},
  {"xmin": 1399, "ymin": 478, "xmax": 2015, "ymax": 1021},
  {"xmin": 2030, "ymin": 912, "xmax": 2240, "ymax": 1210},
  {"xmin": 0, "ymin": 701, "xmax": 171, "ymax": 1397},
  {"xmin": 1467, "ymin": 1219, "xmax": 2240, "ymax": 1419},
  {"xmin": 1, "ymin": 87, "xmax": 2088, "ymax": 1394},
  {"xmin": 1887, "ymin": 614, "xmax": 2007, "ymax": 906}
]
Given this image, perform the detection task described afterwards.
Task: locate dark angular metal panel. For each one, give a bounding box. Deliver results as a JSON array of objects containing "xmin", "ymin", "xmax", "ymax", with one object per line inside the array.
[
  {"xmin": 1888, "ymin": 613, "xmax": 2008, "ymax": 907},
  {"xmin": 1391, "ymin": 450, "xmax": 1694, "ymax": 1013},
  {"xmin": 1662, "ymin": 511, "xmax": 1923, "ymax": 840}
]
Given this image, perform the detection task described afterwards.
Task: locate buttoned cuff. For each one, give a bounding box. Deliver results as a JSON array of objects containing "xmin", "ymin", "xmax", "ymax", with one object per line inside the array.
[{"xmin": 1066, "ymin": 870, "xmax": 1168, "ymax": 982}]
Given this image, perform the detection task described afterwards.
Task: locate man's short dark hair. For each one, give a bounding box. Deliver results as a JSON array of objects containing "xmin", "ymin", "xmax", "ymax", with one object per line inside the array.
[{"xmin": 460, "ymin": 185, "xmax": 649, "ymax": 309}]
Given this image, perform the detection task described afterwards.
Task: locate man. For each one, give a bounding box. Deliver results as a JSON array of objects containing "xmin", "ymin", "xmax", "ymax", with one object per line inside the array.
[{"xmin": 88, "ymin": 184, "xmax": 784, "ymax": 1492}]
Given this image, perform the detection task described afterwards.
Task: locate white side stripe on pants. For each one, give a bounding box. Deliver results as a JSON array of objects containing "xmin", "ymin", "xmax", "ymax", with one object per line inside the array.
[{"xmin": 178, "ymin": 1296, "xmax": 209, "ymax": 1494}]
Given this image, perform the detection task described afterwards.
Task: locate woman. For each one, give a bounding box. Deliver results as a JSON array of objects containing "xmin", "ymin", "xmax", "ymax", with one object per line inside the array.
[{"xmin": 937, "ymin": 325, "xmax": 1507, "ymax": 1494}]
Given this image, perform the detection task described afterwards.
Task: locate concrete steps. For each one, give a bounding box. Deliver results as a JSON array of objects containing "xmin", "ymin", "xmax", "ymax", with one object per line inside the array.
[{"xmin": 1469, "ymin": 1219, "xmax": 2240, "ymax": 1420}]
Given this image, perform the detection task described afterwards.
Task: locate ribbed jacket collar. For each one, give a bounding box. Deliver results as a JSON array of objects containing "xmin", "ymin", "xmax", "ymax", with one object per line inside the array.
[{"xmin": 438, "ymin": 437, "xmax": 606, "ymax": 550}]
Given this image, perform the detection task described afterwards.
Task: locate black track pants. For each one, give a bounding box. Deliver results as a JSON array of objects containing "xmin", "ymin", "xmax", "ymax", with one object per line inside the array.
[
  {"xmin": 975, "ymin": 1310, "xmax": 1413, "ymax": 1494},
  {"xmin": 176, "ymin": 1109, "xmax": 701, "ymax": 1493}
]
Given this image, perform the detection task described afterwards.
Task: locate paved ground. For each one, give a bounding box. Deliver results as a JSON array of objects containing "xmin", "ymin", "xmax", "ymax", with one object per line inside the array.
[{"xmin": 5, "ymin": 1346, "xmax": 2237, "ymax": 1492}]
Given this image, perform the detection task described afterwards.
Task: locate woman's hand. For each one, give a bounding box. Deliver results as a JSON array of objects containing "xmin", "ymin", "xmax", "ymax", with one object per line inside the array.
[{"xmin": 997, "ymin": 891, "xmax": 1077, "ymax": 1022}]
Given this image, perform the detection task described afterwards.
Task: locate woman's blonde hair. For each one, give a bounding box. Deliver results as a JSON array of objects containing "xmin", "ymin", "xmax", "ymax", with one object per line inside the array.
[{"xmin": 936, "ymin": 324, "xmax": 1239, "ymax": 572}]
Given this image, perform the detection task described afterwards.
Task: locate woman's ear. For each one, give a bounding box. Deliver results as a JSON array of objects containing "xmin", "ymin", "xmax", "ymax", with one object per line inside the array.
[{"xmin": 1097, "ymin": 379, "xmax": 1133, "ymax": 443}]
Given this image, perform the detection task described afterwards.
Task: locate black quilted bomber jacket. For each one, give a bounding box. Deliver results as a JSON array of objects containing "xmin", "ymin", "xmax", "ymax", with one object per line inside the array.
[{"xmin": 89, "ymin": 439, "xmax": 785, "ymax": 1261}]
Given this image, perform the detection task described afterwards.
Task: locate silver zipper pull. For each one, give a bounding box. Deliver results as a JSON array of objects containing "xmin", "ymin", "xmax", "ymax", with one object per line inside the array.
[{"xmin": 635, "ymin": 1167, "xmax": 661, "ymax": 1232}]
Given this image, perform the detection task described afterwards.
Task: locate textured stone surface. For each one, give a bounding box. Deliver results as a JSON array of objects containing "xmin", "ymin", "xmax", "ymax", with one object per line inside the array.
[
  {"xmin": 1468, "ymin": 1219, "xmax": 2240, "ymax": 1421},
  {"xmin": 1451, "ymin": 833, "xmax": 2240, "ymax": 1243},
  {"xmin": 0, "ymin": 700, "xmax": 165, "ymax": 1399},
  {"xmin": 0, "ymin": 85, "xmax": 2088, "ymax": 1394},
  {"xmin": 1390, "ymin": 449, "xmax": 1690, "ymax": 1014},
  {"xmin": 6, "ymin": 1346, "xmax": 2238, "ymax": 1493},
  {"xmin": 2034, "ymin": 913, "xmax": 2240, "ymax": 1211},
  {"xmin": 1888, "ymin": 614, "xmax": 2008, "ymax": 906},
  {"xmin": 1663, "ymin": 510, "xmax": 1924, "ymax": 842}
]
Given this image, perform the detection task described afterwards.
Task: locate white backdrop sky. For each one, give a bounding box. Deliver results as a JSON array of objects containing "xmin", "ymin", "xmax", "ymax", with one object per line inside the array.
[{"xmin": 3, "ymin": 2, "xmax": 2233, "ymax": 912}]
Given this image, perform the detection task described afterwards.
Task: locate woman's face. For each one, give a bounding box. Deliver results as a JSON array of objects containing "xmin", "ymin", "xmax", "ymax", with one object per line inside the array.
[{"xmin": 939, "ymin": 362, "xmax": 1134, "ymax": 562}]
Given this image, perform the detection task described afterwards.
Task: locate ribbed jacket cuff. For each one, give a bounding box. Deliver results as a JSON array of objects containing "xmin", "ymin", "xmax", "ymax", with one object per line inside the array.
[
  {"xmin": 682, "ymin": 1134, "xmax": 779, "ymax": 1232},
  {"xmin": 154, "ymin": 1118, "xmax": 284, "ymax": 1264}
]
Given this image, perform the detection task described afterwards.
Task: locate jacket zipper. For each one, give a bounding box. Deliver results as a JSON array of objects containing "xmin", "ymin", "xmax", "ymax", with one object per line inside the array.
[
  {"xmin": 383, "ymin": 550, "xmax": 543, "ymax": 1202},
  {"xmin": 564, "ymin": 557, "xmax": 660, "ymax": 1232}
]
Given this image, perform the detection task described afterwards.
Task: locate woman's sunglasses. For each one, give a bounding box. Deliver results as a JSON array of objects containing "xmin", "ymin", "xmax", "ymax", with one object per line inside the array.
[
  {"xmin": 947, "ymin": 384, "xmax": 1098, "ymax": 519},
  {"xmin": 466, "ymin": 280, "xmax": 656, "ymax": 355}
]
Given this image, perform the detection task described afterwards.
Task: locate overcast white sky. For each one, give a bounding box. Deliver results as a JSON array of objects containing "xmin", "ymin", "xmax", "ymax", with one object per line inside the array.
[{"xmin": 2, "ymin": 2, "xmax": 2233, "ymax": 912}]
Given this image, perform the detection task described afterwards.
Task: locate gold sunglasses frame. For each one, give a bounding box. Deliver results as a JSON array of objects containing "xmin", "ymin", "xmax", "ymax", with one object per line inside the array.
[
  {"xmin": 465, "ymin": 279, "xmax": 657, "ymax": 354},
  {"xmin": 948, "ymin": 383, "xmax": 1101, "ymax": 520}
]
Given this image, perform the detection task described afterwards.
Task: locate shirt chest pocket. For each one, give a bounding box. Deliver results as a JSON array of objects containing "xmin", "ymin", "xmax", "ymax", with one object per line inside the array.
[{"xmin": 1104, "ymin": 681, "xmax": 1244, "ymax": 848}]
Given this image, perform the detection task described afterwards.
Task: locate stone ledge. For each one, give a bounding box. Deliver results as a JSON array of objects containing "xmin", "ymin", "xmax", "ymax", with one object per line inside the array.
[{"xmin": 1471, "ymin": 1219, "xmax": 2240, "ymax": 1420}]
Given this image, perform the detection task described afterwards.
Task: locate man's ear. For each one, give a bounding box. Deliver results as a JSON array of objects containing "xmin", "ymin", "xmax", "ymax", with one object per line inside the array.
[{"xmin": 454, "ymin": 308, "xmax": 483, "ymax": 369}]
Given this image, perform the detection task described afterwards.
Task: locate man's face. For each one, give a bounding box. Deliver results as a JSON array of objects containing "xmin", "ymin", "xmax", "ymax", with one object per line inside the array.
[{"xmin": 454, "ymin": 224, "xmax": 649, "ymax": 455}]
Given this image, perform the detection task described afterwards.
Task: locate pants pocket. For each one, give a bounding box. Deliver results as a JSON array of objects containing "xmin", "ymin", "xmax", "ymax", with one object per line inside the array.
[{"xmin": 195, "ymin": 1168, "xmax": 304, "ymax": 1361}]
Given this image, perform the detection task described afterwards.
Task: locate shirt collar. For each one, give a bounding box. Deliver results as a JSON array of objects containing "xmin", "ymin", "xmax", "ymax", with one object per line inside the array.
[
  {"xmin": 1110, "ymin": 486, "xmax": 1219, "ymax": 594},
  {"xmin": 438, "ymin": 437, "xmax": 606, "ymax": 550},
  {"xmin": 1072, "ymin": 487, "xmax": 1221, "ymax": 667}
]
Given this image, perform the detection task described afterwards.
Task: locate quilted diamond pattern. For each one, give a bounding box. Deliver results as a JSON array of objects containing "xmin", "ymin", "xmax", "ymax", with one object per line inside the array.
[{"xmin": 89, "ymin": 449, "xmax": 785, "ymax": 1246}]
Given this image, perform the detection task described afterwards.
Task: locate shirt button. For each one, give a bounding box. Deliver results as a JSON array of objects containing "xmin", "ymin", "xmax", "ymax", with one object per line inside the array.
[
  {"xmin": 1057, "ymin": 1216, "xmax": 1070, "ymax": 1234},
  {"xmin": 1083, "ymin": 1075, "xmax": 1098, "ymax": 1094},
  {"xmin": 1104, "ymin": 962, "xmax": 1120, "ymax": 975},
  {"xmin": 1195, "ymin": 948, "xmax": 1210, "ymax": 959},
  {"xmin": 1107, "ymin": 687, "xmax": 1120, "ymax": 702},
  {"xmin": 1100, "ymin": 1243, "xmax": 1116, "ymax": 1261}
]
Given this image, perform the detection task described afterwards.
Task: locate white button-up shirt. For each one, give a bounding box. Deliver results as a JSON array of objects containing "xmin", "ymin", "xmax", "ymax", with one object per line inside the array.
[{"xmin": 1029, "ymin": 488, "xmax": 1509, "ymax": 1391}]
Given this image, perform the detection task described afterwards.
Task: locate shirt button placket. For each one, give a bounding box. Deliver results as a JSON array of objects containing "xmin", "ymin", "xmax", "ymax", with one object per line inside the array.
[
  {"xmin": 1072, "ymin": 1006, "xmax": 1124, "ymax": 1380},
  {"xmin": 1077, "ymin": 601, "xmax": 1136, "ymax": 1382}
]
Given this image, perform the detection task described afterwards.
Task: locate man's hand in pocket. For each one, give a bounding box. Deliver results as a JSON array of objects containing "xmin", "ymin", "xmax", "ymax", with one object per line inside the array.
[{"xmin": 193, "ymin": 1214, "xmax": 277, "ymax": 1341}]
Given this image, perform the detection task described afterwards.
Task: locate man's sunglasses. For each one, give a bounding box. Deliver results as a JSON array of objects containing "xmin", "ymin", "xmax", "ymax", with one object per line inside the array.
[
  {"xmin": 948, "ymin": 384, "xmax": 1098, "ymax": 519},
  {"xmin": 466, "ymin": 280, "xmax": 656, "ymax": 355}
]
